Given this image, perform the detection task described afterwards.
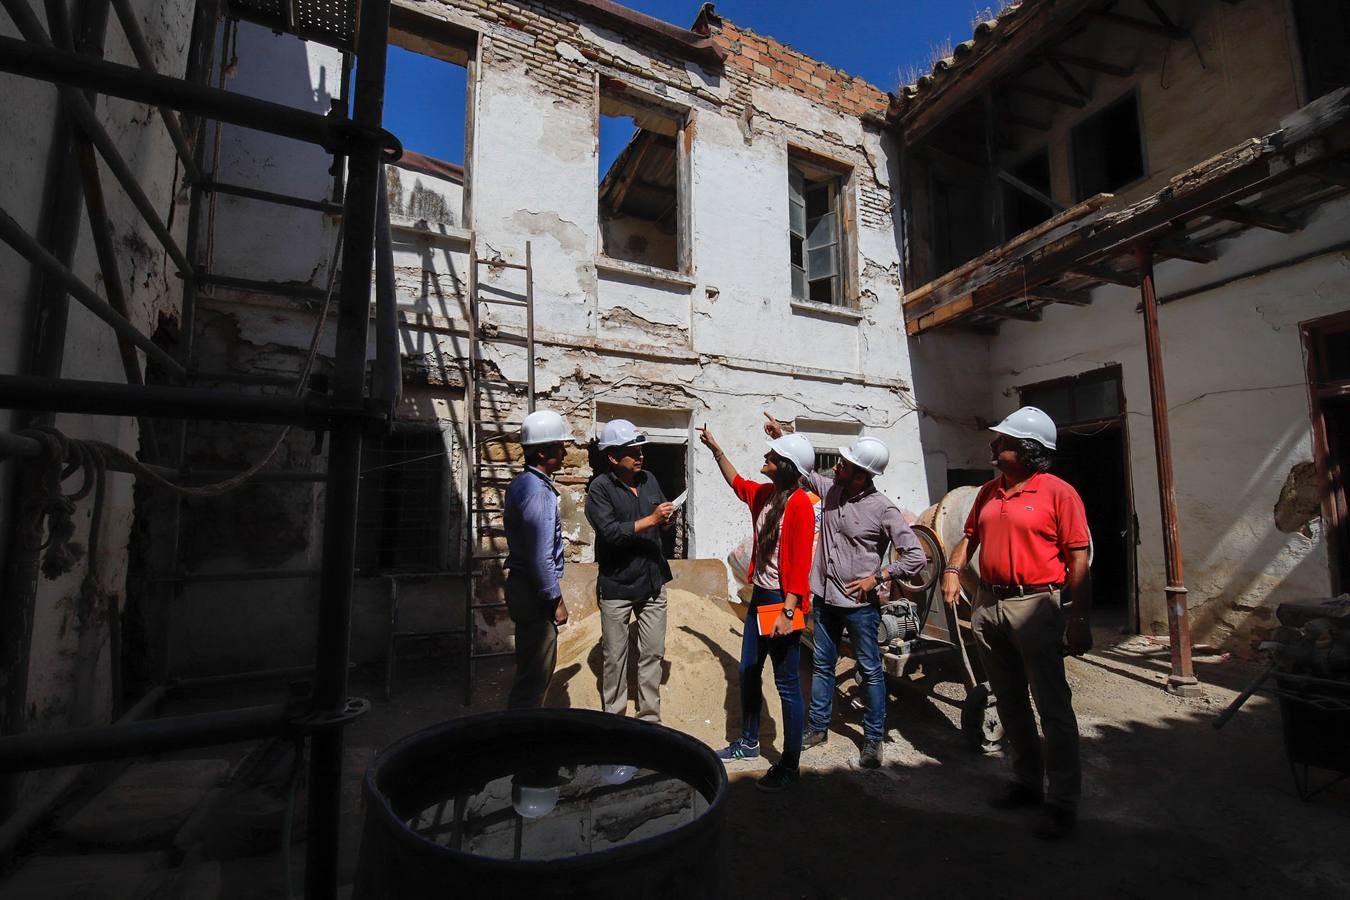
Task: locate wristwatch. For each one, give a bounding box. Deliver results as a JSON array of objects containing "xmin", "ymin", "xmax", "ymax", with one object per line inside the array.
[{"xmin": 783, "ymin": 607, "xmax": 796, "ymax": 620}]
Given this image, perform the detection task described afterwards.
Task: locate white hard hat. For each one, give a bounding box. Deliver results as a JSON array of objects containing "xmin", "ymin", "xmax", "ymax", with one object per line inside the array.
[
  {"xmin": 990, "ymin": 406, "xmax": 1057, "ymax": 450},
  {"xmin": 511, "ymin": 781, "xmax": 560, "ymax": 819},
  {"xmin": 597, "ymin": 418, "xmax": 648, "ymax": 450},
  {"xmin": 839, "ymin": 436, "xmax": 889, "ymax": 476},
  {"xmin": 766, "ymin": 433, "xmax": 815, "ymax": 474},
  {"xmin": 520, "ymin": 409, "xmax": 568, "ymax": 446}
]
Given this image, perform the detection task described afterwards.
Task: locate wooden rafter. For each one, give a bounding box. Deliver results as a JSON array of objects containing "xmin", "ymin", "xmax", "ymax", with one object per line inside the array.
[
  {"xmin": 1007, "ymin": 113, "xmax": 1049, "ymax": 131},
  {"xmin": 998, "ymin": 169, "xmax": 1063, "ymax": 212},
  {"xmin": 1313, "ymin": 162, "xmax": 1350, "ymax": 188},
  {"xmin": 1153, "ymin": 236, "xmax": 1218, "ymax": 264},
  {"xmin": 903, "ymin": 88, "xmax": 1350, "ymax": 335},
  {"xmin": 1213, "ymin": 204, "xmax": 1301, "ymax": 233},
  {"xmin": 1073, "ymin": 263, "xmax": 1142, "ymax": 286},
  {"xmin": 1030, "ymin": 286, "xmax": 1093, "ymax": 305},
  {"xmin": 1007, "ymin": 83, "xmax": 1086, "ymax": 108},
  {"xmin": 1047, "ymin": 50, "xmax": 1133, "ymax": 78},
  {"xmin": 1044, "ymin": 55, "xmax": 1089, "ymax": 100},
  {"xmin": 982, "ymin": 304, "xmax": 1042, "ymax": 321},
  {"xmin": 1089, "ymin": 9, "xmax": 1188, "ymax": 40}
]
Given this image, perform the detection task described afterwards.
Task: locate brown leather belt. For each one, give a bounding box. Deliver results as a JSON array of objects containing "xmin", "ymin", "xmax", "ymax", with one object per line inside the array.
[{"xmin": 981, "ymin": 582, "xmax": 1062, "ymax": 599}]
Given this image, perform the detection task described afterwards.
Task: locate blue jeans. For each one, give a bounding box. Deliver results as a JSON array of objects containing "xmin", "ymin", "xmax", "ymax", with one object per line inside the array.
[
  {"xmin": 740, "ymin": 586, "xmax": 804, "ymax": 768},
  {"xmin": 809, "ymin": 601, "xmax": 886, "ymax": 742}
]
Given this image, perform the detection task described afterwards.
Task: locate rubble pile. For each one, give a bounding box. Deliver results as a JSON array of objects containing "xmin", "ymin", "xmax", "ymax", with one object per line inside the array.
[{"xmin": 1264, "ymin": 595, "xmax": 1350, "ymax": 677}]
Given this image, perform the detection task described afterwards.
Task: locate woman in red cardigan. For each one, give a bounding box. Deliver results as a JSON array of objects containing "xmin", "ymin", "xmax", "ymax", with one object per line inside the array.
[{"xmin": 698, "ymin": 424, "xmax": 817, "ymax": 792}]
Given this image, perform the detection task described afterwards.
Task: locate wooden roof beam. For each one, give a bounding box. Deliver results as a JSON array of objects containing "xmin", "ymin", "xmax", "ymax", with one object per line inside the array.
[
  {"xmin": 1072, "ymin": 263, "xmax": 1141, "ymax": 286},
  {"xmin": 1313, "ymin": 162, "xmax": 1350, "ymax": 188},
  {"xmin": 982, "ymin": 304, "xmax": 1042, "ymax": 321},
  {"xmin": 1044, "ymin": 55, "xmax": 1089, "ymax": 101},
  {"xmin": 1089, "ymin": 9, "xmax": 1188, "ymax": 41},
  {"xmin": 1029, "ymin": 286, "xmax": 1093, "ymax": 305},
  {"xmin": 1212, "ymin": 204, "xmax": 1302, "ymax": 233},
  {"xmin": 1007, "ymin": 113, "xmax": 1050, "ymax": 131},
  {"xmin": 998, "ymin": 169, "xmax": 1064, "ymax": 212},
  {"xmin": 1007, "ymin": 83, "xmax": 1086, "ymax": 108},
  {"xmin": 1154, "ymin": 236, "xmax": 1218, "ymax": 263},
  {"xmin": 1047, "ymin": 51, "xmax": 1134, "ymax": 78}
]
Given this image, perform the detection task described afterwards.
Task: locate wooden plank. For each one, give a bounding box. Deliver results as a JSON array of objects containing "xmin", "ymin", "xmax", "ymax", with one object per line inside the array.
[
  {"xmin": 1044, "ymin": 55, "xmax": 1089, "ymax": 100},
  {"xmin": 982, "ymin": 304, "xmax": 1042, "ymax": 321},
  {"xmin": 1073, "ymin": 263, "xmax": 1141, "ymax": 286},
  {"xmin": 1212, "ymin": 204, "xmax": 1302, "ymax": 233},
  {"xmin": 1047, "ymin": 50, "xmax": 1133, "ymax": 78},
  {"xmin": 1007, "ymin": 113, "xmax": 1050, "ymax": 131}
]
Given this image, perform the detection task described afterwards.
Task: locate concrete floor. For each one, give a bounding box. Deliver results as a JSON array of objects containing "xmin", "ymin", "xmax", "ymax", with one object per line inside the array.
[{"xmin": 5, "ymin": 619, "xmax": 1348, "ymax": 898}]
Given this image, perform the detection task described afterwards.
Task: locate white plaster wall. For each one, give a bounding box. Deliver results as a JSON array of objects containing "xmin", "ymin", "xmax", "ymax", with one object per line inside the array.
[
  {"xmin": 210, "ymin": 21, "xmax": 343, "ymax": 285},
  {"xmin": 908, "ymin": 329, "xmax": 995, "ymax": 503},
  {"xmin": 983, "ymin": 196, "xmax": 1350, "ymax": 649}
]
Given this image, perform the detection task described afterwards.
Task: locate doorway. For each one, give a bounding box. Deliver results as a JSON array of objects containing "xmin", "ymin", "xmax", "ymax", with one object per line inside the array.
[
  {"xmin": 1302, "ymin": 311, "xmax": 1350, "ymax": 593},
  {"xmin": 1020, "ymin": 366, "xmax": 1137, "ymax": 630},
  {"xmin": 642, "ymin": 442, "xmax": 688, "ymax": 560}
]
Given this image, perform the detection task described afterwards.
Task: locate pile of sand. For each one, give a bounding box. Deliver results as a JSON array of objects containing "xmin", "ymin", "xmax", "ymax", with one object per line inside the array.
[{"xmin": 544, "ymin": 589, "xmax": 787, "ymax": 752}]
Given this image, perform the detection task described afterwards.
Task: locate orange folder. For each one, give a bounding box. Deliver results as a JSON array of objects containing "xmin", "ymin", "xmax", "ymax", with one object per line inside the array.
[{"xmin": 755, "ymin": 603, "xmax": 807, "ymax": 637}]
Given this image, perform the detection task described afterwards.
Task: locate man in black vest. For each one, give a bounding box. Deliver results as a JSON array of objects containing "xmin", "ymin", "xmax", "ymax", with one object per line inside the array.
[{"xmin": 585, "ymin": 419, "xmax": 675, "ymax": 722}]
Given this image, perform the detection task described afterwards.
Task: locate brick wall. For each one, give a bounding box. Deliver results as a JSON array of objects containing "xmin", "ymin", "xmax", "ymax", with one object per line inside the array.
[{"xmin": 706, "ymin": 19, "xmax": 890, "ymax": 119}]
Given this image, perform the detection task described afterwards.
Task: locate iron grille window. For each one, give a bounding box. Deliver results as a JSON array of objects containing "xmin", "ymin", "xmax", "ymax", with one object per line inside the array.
[
  {"xmin": 789, "ymin": 159, "xmax": 844, "ymax": 305},
  {"xmin": 815, "ymin": 450, "xmax": 842, "ymax": 473},
  {"xmin": 356, "ymin": 427, "xmax": 451, "ymax": 573}
]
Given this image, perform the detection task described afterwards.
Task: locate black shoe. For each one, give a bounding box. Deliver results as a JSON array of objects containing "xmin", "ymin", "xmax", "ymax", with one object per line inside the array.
[
  {"xmin": 755, "ymin": 764, "xmax": 800, "ymax": 793},
  {"xmin": 1033, "ymin": 804, "xmax": 1077, "ymax": 840},
  {"xmin": 988, "ymin": 782, "xmax": 1043, "ymax": 810},
  {"xmin": 801, "ymin": 728, "xmax": 829, "ymax": 750},
  {"xmin": 859, "ymin": 740, "xmax": 882, "ymax": 769}
]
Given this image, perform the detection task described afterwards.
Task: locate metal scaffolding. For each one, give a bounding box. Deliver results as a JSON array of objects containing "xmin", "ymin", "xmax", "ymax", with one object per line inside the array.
[{"xmin": 0, "ymin": 1, "xmax": 400, "ymax": 896}]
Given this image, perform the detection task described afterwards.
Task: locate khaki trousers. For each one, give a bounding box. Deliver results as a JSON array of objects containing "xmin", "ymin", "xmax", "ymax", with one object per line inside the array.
[
  {"xmin": 599, "ymin": 586, "xmax": 668, "ymax": 722},
  {"xmin": 505, "ymin": 574, "xmax": 558, "ymax": 710},
  {"xmin": 971, "ymin": 586, "xmax": 1081, "ymax": 810}
]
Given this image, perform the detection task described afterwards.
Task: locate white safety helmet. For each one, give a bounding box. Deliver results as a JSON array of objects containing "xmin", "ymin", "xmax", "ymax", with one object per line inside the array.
[
  {"xmin": 766, "ymin": 433, "xmax": 815, "ymax": 474},
  {"xmin": 990, "ymin": 406, "xmax": 1058, "ymax": 450},
  {"xmin": 519, "ymin": 409, "xmax": 568, "ymax": 446},
  {"xmin": 597, "ymin": 418, "xmax": 648, "ymax": 450},
  {"xmin": 839, "ymin": 436, "xmax": 889, "ymax": 476},
  {"xmin": 511, "ymin": 781, "xmax": 560, "ymax": 819}
]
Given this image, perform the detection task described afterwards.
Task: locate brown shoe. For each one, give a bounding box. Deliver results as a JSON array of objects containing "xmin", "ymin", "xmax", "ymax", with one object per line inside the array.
[
  {"xmin": 988, "ymin": 782, "xmax": 1043, "ymax": 810},
  {"xmin": 1033, "ymin": 804, "xmax": 1077, "ymax": 840}
]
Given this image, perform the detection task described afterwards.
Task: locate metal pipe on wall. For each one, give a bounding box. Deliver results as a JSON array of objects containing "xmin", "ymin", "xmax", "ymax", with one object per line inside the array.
[{"xmin": 1135, "ymin": 245, "xmax": 1201, "ymax": 697}]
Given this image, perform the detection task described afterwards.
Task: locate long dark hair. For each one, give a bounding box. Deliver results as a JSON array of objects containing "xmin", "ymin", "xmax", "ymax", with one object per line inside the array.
[
  {"xmin": 755, "ymin": 456, "xmax": 803, "ymax": 570},
  {"xmin": 1016, "ymin": 438, "xmax": 1054, "ymax": 473}
]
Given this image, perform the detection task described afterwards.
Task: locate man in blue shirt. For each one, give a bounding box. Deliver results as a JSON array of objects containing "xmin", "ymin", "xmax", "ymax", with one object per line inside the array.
[{"xmin": 503, "ymin": 409, "xmax": 571, "ymax": 709}]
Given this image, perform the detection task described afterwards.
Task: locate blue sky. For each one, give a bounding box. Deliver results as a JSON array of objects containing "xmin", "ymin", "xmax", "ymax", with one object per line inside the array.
[{"xmin": 382, "ymin": 1, "xmax": 989, "ymax": 164}]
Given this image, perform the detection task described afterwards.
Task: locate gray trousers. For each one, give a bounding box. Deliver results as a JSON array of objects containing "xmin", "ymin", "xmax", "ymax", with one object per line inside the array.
[
  {"xmin": 599, "ymin": 585, "xmax": 668, "ymax": 722},
  {"xmin": 971, "ymin": 587, "xmax": 1081, "ymax": 810},
  {"xmin": 505, "ymin": 574, "xmax": 558, "ymax": 710}
]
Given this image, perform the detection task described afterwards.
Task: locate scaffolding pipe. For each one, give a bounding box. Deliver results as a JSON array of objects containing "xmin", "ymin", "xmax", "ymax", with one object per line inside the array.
[
  {"xmin": 374, "ymin": 164, "xmax": 401, "ymax": 420},
  {"xmin": 0, "ymin": 0, "xmax": 193, "ymax": 275},
  {"xmin": 0, "ymin": 702, "xmax": 290, "ymax": 773},
  {"xmin": 305, "ymin": 1, "xmax": 391, "ymax": 895},
  {"xmin": 107, "ymin": 0, "xmax": 203, "ymax": 183},
  {"xmin": 1135, "ymin": 245, "xmax": 1201, "ymax": 696},
  {"xmin": 0, "ymin": 34, "xmax": 388, "ymax": 155},
  {"xmin": 0, "ymin": 373, "xmax": 362, "ymax": 425},
  {"xmin": 0, "ymin": 685, "xmax": 166, "ymax": 859},
  {"xmin": 201, "ymin": 179, "xmax": 344, "ymax": 213},
  {"xmin": 0, "ymin": 206, "xmax": 187, "ymax": 377}
]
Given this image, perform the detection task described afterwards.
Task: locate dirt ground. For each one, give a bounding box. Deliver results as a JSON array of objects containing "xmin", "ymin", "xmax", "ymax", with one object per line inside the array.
[{"xmin": 7, "ymin": 590, "xmax": 1349, "ymax": 898}]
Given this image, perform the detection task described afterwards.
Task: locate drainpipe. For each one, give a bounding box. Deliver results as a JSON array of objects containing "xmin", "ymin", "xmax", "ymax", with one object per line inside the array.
[{"xmin": 1135, "ymin": 244, "xmax": 1202, "ymax": 697}]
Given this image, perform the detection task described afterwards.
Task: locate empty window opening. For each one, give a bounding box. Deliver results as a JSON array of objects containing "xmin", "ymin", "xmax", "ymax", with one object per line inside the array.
[
  {"xmin": 599, "ymin": 87, "xmax": 685, "ymax": 271},
  {"xmin": 1002, "ymin": 149, "xmax": 1054, "ymax": 239},
  {"xmin": 379, "ymin": 35, "xmax": 470, "ymax": 228},
  {"xmin": 1072, "ymin": 93, "xmax": 1145, "ymax": 201},
  {"xmin": 789, "ymin": 154, "xmax": 848, "ymax": 306},
  {"xmin": 1294, "ymin": 0, "xmax": 1350, "ymax": 101},
  {"xmin": 357, "ymin": 427, "xmax": 454, "ymax": 574}
]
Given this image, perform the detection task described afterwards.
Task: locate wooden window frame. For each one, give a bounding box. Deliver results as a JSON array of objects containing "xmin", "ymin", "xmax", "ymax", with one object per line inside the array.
[{"xmin": 787, "ymin": 145, "xmax": 858, "ymax": 309}]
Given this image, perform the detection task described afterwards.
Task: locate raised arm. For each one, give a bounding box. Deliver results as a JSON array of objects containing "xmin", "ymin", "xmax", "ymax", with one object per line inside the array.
[{"xmin": 697, "ymin": 425, "xmax": 740, "ymax": 489}]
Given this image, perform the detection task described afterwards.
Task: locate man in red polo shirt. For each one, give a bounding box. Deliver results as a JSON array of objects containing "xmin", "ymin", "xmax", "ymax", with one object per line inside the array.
[{"xmin": 941, "ymin": 406, "xmax": 1092, "ymax": 840}]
